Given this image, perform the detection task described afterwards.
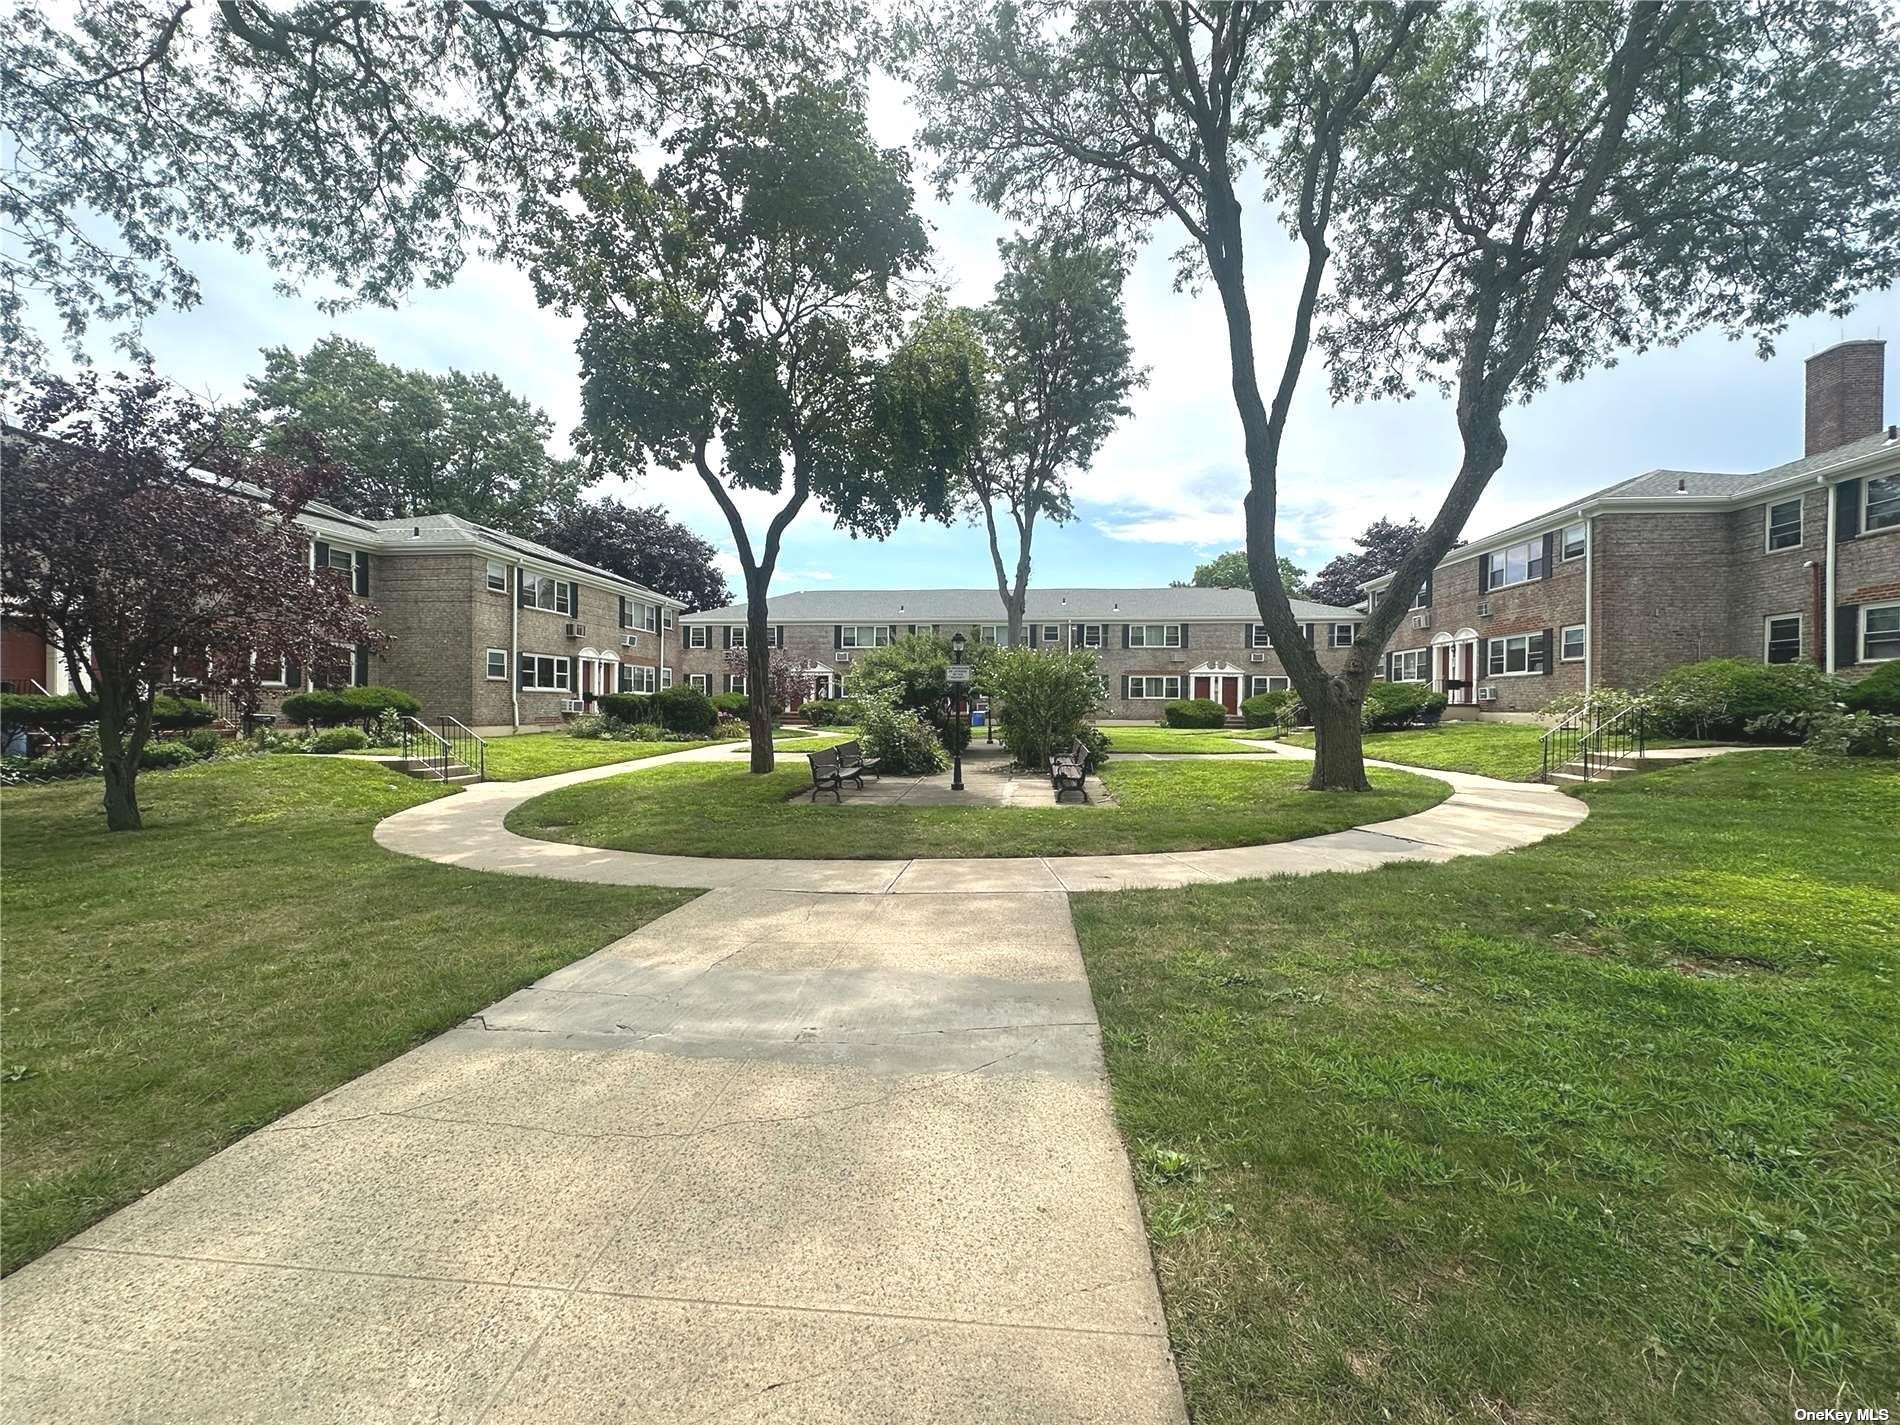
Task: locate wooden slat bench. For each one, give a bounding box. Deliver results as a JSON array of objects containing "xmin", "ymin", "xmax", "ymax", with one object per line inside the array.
[{"xmin": 1049, "ymin": 737, "xmax": 1091, "ymax": 803}]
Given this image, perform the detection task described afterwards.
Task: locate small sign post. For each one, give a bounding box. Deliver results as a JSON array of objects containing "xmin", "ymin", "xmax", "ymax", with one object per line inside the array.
[{"xmin": 948, "ymin": 639, "xmax": 970, "ymax": 791}]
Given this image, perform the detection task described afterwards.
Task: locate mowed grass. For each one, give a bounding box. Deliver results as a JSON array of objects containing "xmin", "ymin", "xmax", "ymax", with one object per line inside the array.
[
  {"xmin": 1070, "ymin": 753, "xmax": 1900, "ymax": 1423},
  {"xmin": 1104, "ymin": 725, "xmax": 1284, "ymax": 754},
  {"xmin": 506, "ymin": 755, "xmax": 1448, "ymax": 859},
  {"xmin": 0, "ymin": 757, "xmax": 695, "ymax": 1274},
  {"xmin": 367, "ymin": 727, "xmax": 833, "ymax": 781},
  {"xmin": 1281, "ymin": 720, "xmax": 1554, "ymax": 780}
]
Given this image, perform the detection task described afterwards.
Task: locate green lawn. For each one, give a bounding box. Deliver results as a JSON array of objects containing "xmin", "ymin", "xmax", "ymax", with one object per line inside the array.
[
  {"xmin": 506, "ymin": 756, "xmax": 1447, "ymax": 859},
  {"xmin": 355, "ymin": 727, "xmax": 832, "ymax": 781},
  {"xmin": 0, "ymin": 757, "xmax": 695, "ymax": 1274},
  {"xmin": 1104, "ymin": 726, "xmax": 1283, "ymax": 754},
  {"xmin": 1071, "ymin": 753, "xmax": 1900, "ymax": 1422},
  {"xmin": 1281, "ymin": 720, "xmax": 1554, "ymax": 780}
]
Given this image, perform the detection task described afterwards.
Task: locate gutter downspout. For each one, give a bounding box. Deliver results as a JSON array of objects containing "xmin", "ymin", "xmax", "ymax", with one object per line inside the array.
[
  {"xmin": 1823, "ymin": 477, "xmax": 1837, "ymax": 677},
  {"xmin": 511, "ymin": 561, "xmax": 522, "ymax": 731},
  {"xmin": 1583, "ymin": 514, "xmax": 1594, "ymax": 693}
]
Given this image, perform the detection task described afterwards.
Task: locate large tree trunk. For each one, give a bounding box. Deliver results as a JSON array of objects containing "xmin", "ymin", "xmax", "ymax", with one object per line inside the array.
[
  {"xmin": 745, "ymin": 590, "xmax": 774, "ymax": 775},
  {"xmin": 1308, "ymin": 683, "xmax": 1371, "ymax": 793},
  {"xmin": 93, "ymin": 675, "xmax": 153, "ymax": 831}
]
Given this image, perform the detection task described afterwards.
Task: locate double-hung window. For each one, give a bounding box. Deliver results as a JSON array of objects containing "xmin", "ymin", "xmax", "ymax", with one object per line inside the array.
[
  {"xmin": 1076, "ymin": 624, "xmax": 1103, "ymax": 648},
  {"xmin": 1127, "ymin": 675, "xmax": 1182, "ymax": 700},
  {"xmin": 1560, "ymin": 625, "xmax": 1586, "ymax": 662},
  {"xmin": 1128, "ymin": 623, "xmax": 1181, "ymax": 649},
  {"xmin": 724, "ymin": 673, "xmax": 746, "ymax": 694},
  {"xmin": 1041, "ymin": 624, "xmax": 1061, "ymax": 644},
  {"xmin": 689, "ymin": 673, "xmax": 709, "ymax": 692},
  {"xmin": 1389, "ymin": 648, "xmax": 1429, "ymax": 683},
  {"xmin": 485, "ymin": 559, "xmax": 507, "ymax": 593},
  {"xmin": 1488, "ymin": 538, "xmax": 1545, "ymax": 589},
  {"xmin": 1766, "ymin": 498, "xmax": 1804, "ymax": 551},
  {"xmin": 1328, "ymin": 623, "xmax": 1355, "ymax": 649},
  {"xmin": 978, "ymin": 624, "xmax": 1008, "ymax": 647},
  {"xmin": 686, "ymin": 624, "xmax": 708, "ymax": 649},
  {"xmin": 1248, "ymin": 624, "xmax": 1271, "ymax": 648},
  {"xmin": 1862, "ymin": 601, "xmax": 1900, "ymax": 662},
  {"xmin": 729, "ymin": 625, "xmax": 746, "ymax": 650},
  {"xmin": 1411, "ymin": 584, "xmax": 1431, "ymax": 610},
  {"xmin": 1250, "ymin": 674, "xmax": 1291, "ymax": 695},
  {"xmin": 1561, "ymin": 522, "xmax": 1587, "ymax": 561},
  {"xmin": 484, "ymin": 648, "xmax": 507, "ymax": 680},
  {"xmin": 1763, "ymin": 614, "xmax": 1802, "ymax": 665},
  {"xmin": 1866, "ymin": 476, "xmax": 1900, "ymax": 533},
  {"xmin": 518, "ymin": 654, "xmax": 570, "ymax": 692},
  {"xmin": 522, "ymin": 575, "xmax": 572, "ymax": 614},
  {"xmin": 1486, "ymin": 633, "xmax": 1546, "ymax": 676},
  {"xmin": 838, "ymin": 625, "xmax": 892, "ymax": 649}
]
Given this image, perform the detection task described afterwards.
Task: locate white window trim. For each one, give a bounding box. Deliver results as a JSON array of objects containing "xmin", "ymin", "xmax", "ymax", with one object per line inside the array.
[
  {"xmin": 1559, "ymin": 625, "xmax": 1586, "ymax": 663},
  {"xmin": 1486, "ymin": 537, "xmax": 1546, "ymax": 590},
  {"xmin": 977, "ymin": 624, "xmax": 1008, "ymax": 647},
  {"xmin": 518, "ymin": 653, "xmax": 571, "ymax": 693},
  {"xmin": 485, "ymin": 559, "xmax": 507, "ymax": 593},
  {"xmin": 729, "ymin": 625, "xmax": 747, "ymax": 649},
  {"xmin": 1128, "ymin": 623, "xmax": 1183, "ymax": 649},
  {"xmin": 686, "ymin": 625, "xmax": 708, "ymax": 649},
  {"xmin": 1762, "ymin": 613, "xmax": 1802, "ymax": 665},
  {"xmin": 1328, "ymin": 622, "xmax": 1355, "ymax": 649},
  {"xmin": 1041, "ymin": 624, "xmax": 1061, "ymax": 644},
  {"xmin": 1078, "ymin": 624, "xmax": 1104, "ymax": 648},
  {"xmin": 484, "ymin": 647, "xmax": 508, "ymax": 680},
  {"xmin": 1126, "ymin": 675, "xmax": 1183, "ymax": 700},
  {"xmin": 1764, "ymin": 497, "xmax": 1804, "ymax": 553},
  {"xmin": 1249, "ymin": 674, "xmax": 1292, "ymax": 695},
  {"xmin": 1486, "ymin": 633, "xmax": 1546, "ymax": 677},
  {"xmin": 1389, "ymin": 649, "xmax": 1429, "ymax": 683},
  {"xmin": 660, "ymin": 666, "xmax": 672, "ymax": 689},
  {"xmin": 1861, "ymin": 600, "xmax": 1900, "ymax": 662},
  {"xmin": 689, "ymin": 673, "xmax": 708, "ymax": 692},
  {"xmin": 839, "ymin": 624, "xmax": 892, "ymax": 649},
  {"xmin": 1865, "ymin": 476, "xmax": 1900, "ymax": 534},
  {"xmin": 1560, "ymin": 522, "xmax": 1587, "ymax": 562}
]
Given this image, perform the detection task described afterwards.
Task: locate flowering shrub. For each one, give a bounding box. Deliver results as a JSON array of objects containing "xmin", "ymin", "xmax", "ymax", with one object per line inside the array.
[{"xmin": 857, "ymin": 693, "xmax": 948, "ymax": 774}]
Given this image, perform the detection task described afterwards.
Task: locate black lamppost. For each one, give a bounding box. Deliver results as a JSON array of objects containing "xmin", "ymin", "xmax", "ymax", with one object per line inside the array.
[{"xmin": 950, "ymin": 632, "xmax": 967, "ymax": 792}]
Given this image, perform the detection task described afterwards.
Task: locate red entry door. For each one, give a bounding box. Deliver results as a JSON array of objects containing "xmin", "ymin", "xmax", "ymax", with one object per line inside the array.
[
  {"xmin": 1192, "ymin": 675, "xmax": 1212, "ymax": 700},
  {"xmin": 1220, "ymin": 678, "xmax": 1239, "ymax": 714}
]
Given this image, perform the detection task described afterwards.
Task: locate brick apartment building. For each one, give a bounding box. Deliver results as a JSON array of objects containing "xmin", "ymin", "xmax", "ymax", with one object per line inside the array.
[
  {"xmin": 0, "ymin": 457, "xmax": 684, "ymax": 734},
  {"xmin": 675, "ymin": 588, "xmax": 1368, "ymax": 719},
  {"xmin": 1362, "ymin": 339, "xmax": 1900, "ymax": 713}
]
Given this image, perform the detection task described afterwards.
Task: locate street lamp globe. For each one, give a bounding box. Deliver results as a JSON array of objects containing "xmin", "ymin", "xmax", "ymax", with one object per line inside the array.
[{"xmin": 951, "ymin": 632, "xmax": 966, "ymax": 660}]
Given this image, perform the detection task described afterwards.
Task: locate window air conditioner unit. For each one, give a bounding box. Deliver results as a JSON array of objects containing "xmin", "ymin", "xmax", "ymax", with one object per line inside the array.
[
  {"xmin": 1249, "ymin": 651, "xmax": 1266, "ymax": 663},
  {"xmin": 1476, "ymin": 600, "xmax": 1492, "ymax": 617},
  {"xmin": 561, "ymin": 698, "xmax": 585, "ymax": 714},
  {"xmin": 1411, "ymin": 613, "xmax": 1431, "ymax": 629},
  {"xmin": 621, "ymin": 634, "xmax": 640, "ymax": 649},
  {"xmin": 835, "ymin": 651, "xmax": 852, "ymax": 663},
  {"xmin": 1477, "ymin": 686, "xmax": 1498, "ymax": 703},
  {"xmin": 564, "ymin": 621, "xmax": 588, "ymax": 637}
]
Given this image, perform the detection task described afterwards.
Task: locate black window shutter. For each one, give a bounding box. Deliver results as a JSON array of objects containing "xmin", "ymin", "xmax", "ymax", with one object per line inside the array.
[
  {"xmin": 517, "ymin": 570, "xmax": 532, "ymax": 609},
  {"xmin": 1541, "ymin": 532, "xmax": 1555, "ymax": 577},
  {"xmin": 1478, "ymin": 553, "xmax": 1492, "ymax": 590},
  {"xmin": 353, "ymin": 551, "xmax": 370, "ymax": 596},
  {"xmin": 1837, "ymin": 479, "xmax": 1863, "ymax": 540},
  {"xmin": 1836, "ymin": 605, "xmax": 1860, "ymax": 667},
  {"xmin": 1122, "ymin": 675, "xmax": 1132, "ymax": 698},
  {"xmin": 1540, "ymin": 628, "xmax": 1554, "ymax": 672},
  {"xmin": 888, "ymin": 624, "xmax": 898, "ymax": 644},
  {"xmin": 1179, "ymin": 623, "xmax": 1190, "ymax": 649},
  {"xmin": 568, "ymin": 582, "xmax": 579, "ymax": 616},
  {"xmin": 834, "ymin": 624, "xmax": 843, "ymax": 650},
  {"xmin": 722, "ymin": 626, "xmax": 732, "ymax": 649},
  {"xmin": 313, "ymin": 540, "xmax": 329, "ymax": 572},
  {"xmin": 619, "ymin": 596, "xmax": 628, "ymax": 628},
  {"xmin": 518, "ymin": 655, "xmax": 530, "ymax": 690},
  {"xmin": 353, "ymin": 644, "xmax": 369, "ymax": 685},
  {"xmin": 569, "ymin": 656, "xmax": 579, "ymax": 692}
]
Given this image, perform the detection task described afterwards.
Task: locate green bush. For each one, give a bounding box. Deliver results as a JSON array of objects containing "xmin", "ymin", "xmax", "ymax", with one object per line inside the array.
[
  {"xmin": 281, "ymin": 685, "xmax": 420, "ymax": 728},
  {"xmin": 857, "ymin": 694, "xmax": 948, "ymax": 774},
  {"xmin": 1163, "ymin": 698, "xmax": 1227, "ymax": 729},
  {"xmin": 1843, "ymin": 660, "xmax": 1900, "ymax": 714},
  {"xmin": 1802, "ymin": 707, "xmax": 1900, "ymax": 759},
  {"xmin": 651, "ymin": 684, "xmax": 718, "ymax": 736},
  {"xmin": 150, "ymin": 695, "xmax": 215, "ymax": 730},
  {"xmin": 0, "ymin": 692, "xmax": 212, "ymax": 733},
  {"xmin": 1648, "ymin": 659, "xmax": 1841, "ymax": 740},
  {"xmin": 309, "ymin": 726, "xmax": 370, "ymax": 753},
  {"xmin": 842, "ymin": 633, "xmax": 952, "ymax": 715},
  {"xmin": 139, "ymin": 739, "xmax": 202, "ymax": 768},
  {"xmin": 972, "ymin": 648, "xmax": 1107, "ymax": 769},
  {"xmin": 182, "ymin": 729, "xmax": 224, "ymax": 757},
  {"xmin": 596, "ymin": 693, "xmax": 655, "ymax": 724},
  {"xmin": 1362, "ymin": 681, "xmax": 1448, "ymax": 731},
  {"xmin": 1241, "ymin": 690, "xmax": 1303, "ymax": 728},
  {"xmin": 710, "ymin": 691, "xmax": 750, "ymax": 721},
  {"xmin": 798, "ymin": 697, "xmax": 866, "ymax": 727}
]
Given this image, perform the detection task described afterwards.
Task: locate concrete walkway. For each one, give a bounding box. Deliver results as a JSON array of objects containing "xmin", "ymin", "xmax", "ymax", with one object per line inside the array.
[
  {"xmin": 3, "ymin": 740, "xmax": 1590, "ymax": 1423},
  {"xmin": 369, "ymin": 736, "xmax": 1589, "ymax": 893}
]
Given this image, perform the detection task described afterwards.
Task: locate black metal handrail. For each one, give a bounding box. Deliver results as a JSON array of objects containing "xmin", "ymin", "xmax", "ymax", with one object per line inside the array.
[
  {"xmin": 398, "ymin": 715, "xmax": 485, "ymax": 782},
  {"xmin": 1578, "ymin": 702, "xmax": 1645, "ymax": 780},
  {"xmin": 1539, "ymin": 703, "xmax": 1590, "ymax": 782}
]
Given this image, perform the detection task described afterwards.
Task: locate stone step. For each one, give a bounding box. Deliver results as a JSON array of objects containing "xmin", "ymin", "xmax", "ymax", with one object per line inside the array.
[{"xmin": 395, "ymin": 759, "xmax": 477, "ymax": 783}]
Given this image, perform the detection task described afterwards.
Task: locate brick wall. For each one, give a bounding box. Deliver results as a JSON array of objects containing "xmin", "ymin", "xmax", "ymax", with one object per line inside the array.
[
  {"xmin": 1805, "ymin": 340, "xmax": 1885, "ymax": 456},
  {"xmin": 1591, "ymin": 511, "xmax": 1735, "ymax": 690},
  {"xmin": 1723, "ymin": 488, "xmax": 1826, "ymax": 667}
]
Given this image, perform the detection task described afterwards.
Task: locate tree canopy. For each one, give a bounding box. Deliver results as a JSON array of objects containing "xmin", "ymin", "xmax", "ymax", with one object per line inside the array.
[
  {"xmin": 1307, "ymin": 518, "xmax": 1422, "ymax": 608},
  {"xmin": 529, "ymin": 82, "xmax": 964, "ymax": 771},
  {"xmin": 1, "ymin": 0, "xmax": 860, "ymax": 376},
  {"xmin": 240, "ymin": 336, "xmax": 585, "ymax": 528},
  {"xmin": 537, "ymin": 497, "xmax": 731, "ymax": 612},
  {"xmin": 1187, "ymin": 550, "xmax": 1308, "ymax": 597}
]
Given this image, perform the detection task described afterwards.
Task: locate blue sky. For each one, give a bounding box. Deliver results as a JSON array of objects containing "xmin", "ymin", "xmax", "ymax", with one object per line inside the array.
[{"xmin": 34, "ymin": 72, "xmax": 1899, "ymax": 597}]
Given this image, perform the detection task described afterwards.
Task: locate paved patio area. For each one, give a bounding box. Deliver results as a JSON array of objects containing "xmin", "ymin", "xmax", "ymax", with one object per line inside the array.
[
  {"xmin": 2, "ymin": 891, "xmax": 1187, "ymax": 1424},
  {"xmin": 817, "ymin": 741, "xmax": 1108, "ymax": 807}
]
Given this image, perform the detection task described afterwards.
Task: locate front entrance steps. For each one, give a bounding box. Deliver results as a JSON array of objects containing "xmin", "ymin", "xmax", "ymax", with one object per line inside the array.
[
  {"xmin": 1544, "ymin": 753, "xmax": 1645, "ymax": 784},
  {"xmin": 390, "ymin": 757, "xmax": 480, "ymax": 786}
]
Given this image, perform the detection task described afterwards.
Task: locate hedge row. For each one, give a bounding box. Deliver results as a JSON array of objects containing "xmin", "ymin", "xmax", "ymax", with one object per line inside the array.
[
  {"xmin": 597, "ymin": 685, "xmax": 718, "ymax": 736},
  {"xmin": 0, "ymin": 692, "xmax": 215, "ymax": 732}
]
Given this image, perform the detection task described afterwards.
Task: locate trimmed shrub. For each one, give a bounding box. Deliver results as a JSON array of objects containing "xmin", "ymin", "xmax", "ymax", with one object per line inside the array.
[
  {"xmin": 798, "ymin": 697, "xmax": 866, "ymax": 727},
  {"xmin": 1362, "ymin": 681, "xmax": 1448, "ymax": 731},
  {"xmin": 1163, "ymin": 698, "xmax": 1227, "ymax": 729},
  {"xmin": 309, "ymin": 726, "xmax": 370, "ymax": 753},
  {"xmin": 1843, "ymin": 660, "xmax": 1900, "ymax": 714},
  {"xmin": 1803, "ymin": 707, "xmax": 1900, "ymax": 759},
  {"xmin": 139, "ymin": 739, "xmax": 201, "ymax": 768},
  {"xmin": 710, "ymin": 691, "xmax": 750, "ymax": 721},
  {"xmin": 150, "ymin": 694, "xmax": 215, "ymax": 730},
  {"xmin": 281, "ymin": 685, "xmax": 420, "ymax": 727},
  {"xmin": 0, "ymin": 692, "xmax": 212, "ymax": 732},
  {"xmin": 972, "ymin": 648, "xmax": 1106, "ymax": 769},
  {"xmin": 596, "ymin": 692, "xmax": 655, "ymax": 724},
  {"xmin": 1241, "ymin": 690, "xmax": 1303, "ymax": 728},
  {"xmin": 651, "ymin": 684, "xmax": 718, "ymax": 736},
  {"xmin": 857, "ymin": 694, "xmax": 948, "ymax": 775},
  {"xmin": 182, "ymin": 729, "xmax": 224, "ymax": 757},
  {"xmin": 1648, "ymin": 658, "xmax": 1841, "ymax": 740}
]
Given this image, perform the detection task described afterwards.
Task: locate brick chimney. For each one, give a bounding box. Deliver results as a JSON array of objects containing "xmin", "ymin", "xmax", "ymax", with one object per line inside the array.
[{"xmin": 1805, "ymin": 338, "xmax": 1885, "ymax": 456}]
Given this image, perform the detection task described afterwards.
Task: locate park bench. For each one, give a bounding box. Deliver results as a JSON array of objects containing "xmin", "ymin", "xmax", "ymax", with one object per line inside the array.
[
  {"xmin": 836, "ymin": 739, "xmax": 881, "ymax": 783},
  {"xmin": 1049, "ymin": 737, "xmax": 1091, "ymax": 803},
  {"xmin": 806, "ymin": 746, "xmax": 851, "ymax": 803}
]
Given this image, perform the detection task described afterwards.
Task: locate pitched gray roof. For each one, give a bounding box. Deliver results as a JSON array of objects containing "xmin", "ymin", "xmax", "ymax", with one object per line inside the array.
[
  {"xmin": 680, "ymin": 586, "xmax": 1363, "ymax": 624},
  {"xmin": 352, "ymin": 512, "xmax": 678, "ymax": 603}
]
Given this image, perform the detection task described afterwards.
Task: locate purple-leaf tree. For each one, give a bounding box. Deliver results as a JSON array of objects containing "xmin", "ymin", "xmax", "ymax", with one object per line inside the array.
[
  {"xmin": 2, "ymin": 369, "xmax": 381, "ymax": 830},
  {"xmin": 723, "ymin": 645, "xmax": 818, "ymax": 715}
]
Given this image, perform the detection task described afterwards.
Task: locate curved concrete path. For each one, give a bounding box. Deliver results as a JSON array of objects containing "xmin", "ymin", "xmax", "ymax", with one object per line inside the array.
[{"xmin": 374, "ymin": 737, "xmax": 1589, "ymax": 894}]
